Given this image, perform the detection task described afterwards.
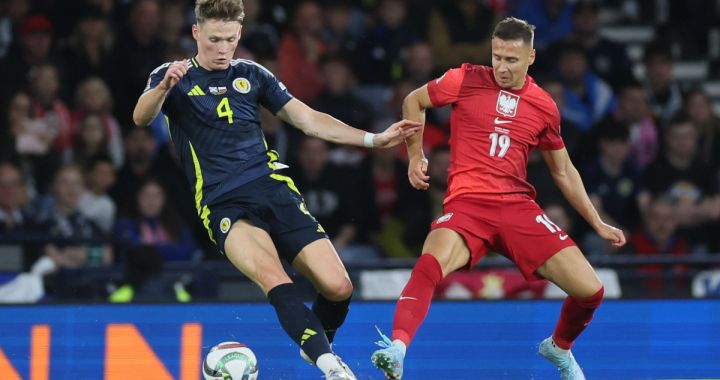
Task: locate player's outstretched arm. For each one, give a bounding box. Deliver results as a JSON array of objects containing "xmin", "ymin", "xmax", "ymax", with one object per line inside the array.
[
  {"xmin": 133, "ymin": 60, "xmax": 188, "ymax": 126},
  {"xmin": 403, "ymin": 85, "xmax": 434, "ymax": 190},
  {"xmin": 541, "ymin": 148, "xmax": 627, "ymax": 247},
  {"xmin": 276, "ymin": 98, "xmax": 421, "ymax": 148}
]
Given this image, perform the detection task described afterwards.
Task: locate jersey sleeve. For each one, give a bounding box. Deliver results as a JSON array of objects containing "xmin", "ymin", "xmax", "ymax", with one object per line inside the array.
[
  {"xmin": 255, "ymin": 63, "xmax": 293, "ymax": 114},
  {"xmin": 143, "ymin": 62, "xmax": 172, "ymax": 94},
  {"xmin": 426, "ymin": 66, "xmax": 466, "ymax": 107},
  {"xmin": 537, "ymin": 101, "xmax": 565, "ymax": 150}
]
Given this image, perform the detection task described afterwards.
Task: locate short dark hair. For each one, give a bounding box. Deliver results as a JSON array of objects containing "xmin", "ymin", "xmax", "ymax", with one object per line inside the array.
[
  {"xmin": 597, "ymin": 120, "xmax": 630, "ymax": 142},
  {"xmin": 643, "ymin": 42, "xmax": 673, "ymax": 64},
  {"xmin": 195, "ymin": 0, "xmax": 244, "ymax": 24},
  {"xmin": 492, "ymin": 17, "xmax": 535, "ymax": 46}
]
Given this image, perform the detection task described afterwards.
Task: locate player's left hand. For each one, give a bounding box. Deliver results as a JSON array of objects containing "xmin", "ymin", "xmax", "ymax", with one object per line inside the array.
[
  {"xmin": 373, "ymin": 120, "xmax": 422, "ymax": 148},
  {"xmin": 595, "ymin": 222, "xmax": 626, "ymax": 247}
]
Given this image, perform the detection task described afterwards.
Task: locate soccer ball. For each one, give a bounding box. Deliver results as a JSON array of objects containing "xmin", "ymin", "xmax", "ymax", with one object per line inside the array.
[{"xmin": 202, "ymin": 341, "xmax": 259, "ymax": 380}]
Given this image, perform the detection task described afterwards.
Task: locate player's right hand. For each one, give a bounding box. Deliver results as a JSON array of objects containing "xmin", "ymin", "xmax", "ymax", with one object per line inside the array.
[
  {"xmin": 595, "ymin": 221, "xmax": 626, "ymax": 248},
  {"xmin": 158, "ymin": 60, "xmax": 188, "ymax": 91},
  {"xmin": 408, "ymin": 156, "xmax": 430, "ymax": 190}
]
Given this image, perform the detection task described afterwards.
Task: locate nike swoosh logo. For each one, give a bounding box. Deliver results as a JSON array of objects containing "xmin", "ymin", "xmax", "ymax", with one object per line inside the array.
[
  {"xmin": 399, "ymin": 296, "xmax": 418, "ymax": 301},
  {"xmin": 494, "ymin": 117, "xmax": 512, "ymax": 124},
  {"xmin": 559, "ymin": 234, "xmax": 569, "ymax": 240}
]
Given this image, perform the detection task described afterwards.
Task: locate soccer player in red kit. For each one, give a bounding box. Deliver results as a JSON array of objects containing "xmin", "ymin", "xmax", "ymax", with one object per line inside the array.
[{"xmin": 371, "ymin": 17, "xmax": 626, "ymax": 380}]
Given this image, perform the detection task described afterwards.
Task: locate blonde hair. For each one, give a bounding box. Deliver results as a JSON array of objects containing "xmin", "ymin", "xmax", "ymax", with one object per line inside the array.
[{"xmin": 195, "ymin": 0, "xmax": 244, "ymax": 24}]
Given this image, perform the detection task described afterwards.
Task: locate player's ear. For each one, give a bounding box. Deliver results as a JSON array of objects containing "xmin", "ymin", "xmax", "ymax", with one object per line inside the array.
[
  {"xmin": 528, "ymin": 48, "xmax": 536, "ymax": 66},
  {"xmin": 192, "ymin": 24, "xmax": 199, "ymax": 40}
]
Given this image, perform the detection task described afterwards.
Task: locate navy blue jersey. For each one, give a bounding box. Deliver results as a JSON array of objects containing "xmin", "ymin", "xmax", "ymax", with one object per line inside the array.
[{"xmin": 143, "ymin": 57, "xmax": 293, "ymax": 216}]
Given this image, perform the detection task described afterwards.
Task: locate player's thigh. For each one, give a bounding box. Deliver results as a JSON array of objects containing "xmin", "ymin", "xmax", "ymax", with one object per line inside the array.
[
  {"xmin": 535, "ymin": 246, "xmax": 603, "ymax": 298},
  {"xmin": 422, "ymin": 228, "xmax": 472, "ymax": 277},
  {"xmin": 291, "ymin": 238, "xmax": 352, "ymax": 301},
  {"xmin": 224, "ymin": 219, "xmax": 292, "ymax": 295}
]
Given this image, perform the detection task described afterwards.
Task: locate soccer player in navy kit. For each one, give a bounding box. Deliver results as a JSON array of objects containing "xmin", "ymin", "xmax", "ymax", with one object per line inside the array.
[{"xmin": 132, "ymin": 1, "xmax": 420, "ymax": 379}]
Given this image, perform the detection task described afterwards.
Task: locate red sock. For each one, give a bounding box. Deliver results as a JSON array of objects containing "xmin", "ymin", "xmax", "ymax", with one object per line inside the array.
[
  {"xmin": 392, "ymin": 254, "xmax": 443, "ymax": 347},
  {"xmin": 552, "ymin": 286, "xmax": 604, "ymax": 350}
]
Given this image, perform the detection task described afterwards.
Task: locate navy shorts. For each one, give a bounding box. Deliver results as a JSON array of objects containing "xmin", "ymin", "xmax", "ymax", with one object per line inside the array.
[{"xmin": 205, "ymin": 173, "xmax": 327, "ymax": 262}]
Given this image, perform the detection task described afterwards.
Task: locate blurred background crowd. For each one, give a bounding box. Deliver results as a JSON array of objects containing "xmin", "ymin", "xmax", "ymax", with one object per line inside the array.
[{"xmin": 1, "ymin": 0, "xmax": 720, "ymax": 302}]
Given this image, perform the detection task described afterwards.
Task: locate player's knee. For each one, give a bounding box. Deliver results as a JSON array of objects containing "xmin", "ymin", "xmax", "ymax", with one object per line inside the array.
[
  {"xmin": 573, "ymin": 285, "xmax": 604, "ymax": 309},
  {"xmin": 320, "ymin": 276, "xmax": 353, "ymax": 301}
]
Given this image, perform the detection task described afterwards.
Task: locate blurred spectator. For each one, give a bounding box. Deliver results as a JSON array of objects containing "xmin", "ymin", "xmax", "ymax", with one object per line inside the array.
[
  {"xmin": 0, "ymin": 162, "xmax": 30, "ymax": 232},
  {"xmin": 511, "ymin": 0, "xmax": 573, "ymax": 50},
  {"xmin": 561, "ymin": 0, "xmax": 634, "ymax": 90},
  {"xmin": 9, "ymin": 91, "xmax": 55, "ymax": 157},
  {"xmin": 158, "ymin": 0, "xmax": 193, "ymax": 51},
  {"xmin": 402, "ymin": 41, "xmax": 436, "ymax": 87},
  {"xmin": 428, "ymin": 0, "xmax": 497, "ymax": 69},
  {"xmin": 313, "ymin": 53, "xmax": 372, "ymax": 167},
  {"xmin": 0, "ymin": 0, "xmax": 31, "ymax": 58},
  {"xmin": 6, "ymin": 91, "xmax": 61, "ymax": 194},
  {"xmin": 582, "ymin": 121, "xmax": 649, "ymax": 255},
  {"xmin": 58, "ymin": 6, "xmax": 116, "ymax": 95},
  {"xmin": 72, "ymin": 77, "xmax": 124, "ymax": 167},
  {"xmin": 32, "ymin": 164, "xmax": 113, "ymax": 271},
  {"xmin": 314, "ymin": 53, "xmax": 372, "ymax": 132},
  {"xmin": 555, "ymin": 41, "xmax": 616, "ymax": 132},
  {"xmin": 354, "ymin": 0, "xmax": 418, "ymax": 85},
  {"xmin": 29, "ymin": 63, "xmax": 74, "ymax": 155},
  {"xmin": 683, "ymin": 89, "xmax": 720, "ymax": 168},
  {"xmin": 643, "ymin": 43, "xmax": 683, "ymax": 124},
  {"xmin": 538, "ymin": 78, "xmax": 582, "ymax": 158},
  {"xmin": 0, "ymin": 14, "xmax": 56, "ymax": 101},
  {"xmin": 321, "ymin": 0, "xmax": 363, "ymax": 58},
  {"xmin": 353, "ymin": 144, "xmax": 411, "ymax": 245},
  {"xmin": 644, "ymin": 115, "xmax": 720, "ymax": 252},
  {"xmin": 379, "ymin": 144, "xmax": 449, "ymax": 258},
  {"xmin": 627, "ymin": 196, "xmax": 690, "ymax": 298},
  {"xmin": 110, "ymin": 127, "xmax": 157, "ymax": 211},
  {"xmin": 607, "ymin": 81, "xmax": 659, "ymax": 169},
  {"xmin": 277, "ymin": 0, "xmax": 326, "ymax": 103},
  {"xmin": 238, "ymin": 0, "xmax": 279, "ymax": 58},
  {"xmin": 288, "ymin": 136, "xmax": 357, "ymax": 250},
  {"xmin": 115, "ymin": 178, "xmax": 198, "ymax": 262},
  {"xmin": 67, "ymin": 114, "xmax": 111, "ymax": 168},
  {"xmin": 78, "ymin": 155, "xmax": 116, "ymax": 234},
  {"xmin": 111, "ymin": 0, "xmax": 165, "ymax": 126}
]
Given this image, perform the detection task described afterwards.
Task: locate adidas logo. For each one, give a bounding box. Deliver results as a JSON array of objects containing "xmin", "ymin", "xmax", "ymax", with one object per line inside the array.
[
  {"xmin": 187, "ymin": 85, "xmax": 205, "ymax": 96},
  {"xmin": 300, "ymin": 328, "xmax": 317, "ymax": 346}
]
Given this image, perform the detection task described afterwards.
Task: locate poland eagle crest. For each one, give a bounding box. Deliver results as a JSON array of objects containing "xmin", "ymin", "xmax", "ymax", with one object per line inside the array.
[{"xmin": 496, "ymin": 90, "xmax": 520, "ymax": 117}]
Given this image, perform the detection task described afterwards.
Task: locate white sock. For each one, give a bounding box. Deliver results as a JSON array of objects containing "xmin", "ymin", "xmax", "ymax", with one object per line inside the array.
[
  {"xmin": 316, "ymin": 353, "xmax": 342, "ymax": 375},
  {"xmin": 392, "ymin": 339, "xmax": 407, "ymax": 355}
]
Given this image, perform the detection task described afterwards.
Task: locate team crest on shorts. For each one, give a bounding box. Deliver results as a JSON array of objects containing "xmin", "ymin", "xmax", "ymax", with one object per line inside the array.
[
  {"xmin": 496, "ymin": 90, "xmax": 520, "ymax": 117},
  {"xmin": 233, "ymin": 78, "xmax": 251, "ymax": 94},
  {"xmin": 436, "ymin": 212, "xmax": 454, "ymax": 224},
  {"xmin": 220, "ymin": 217, "xmax": 232, "ymax": 234}
]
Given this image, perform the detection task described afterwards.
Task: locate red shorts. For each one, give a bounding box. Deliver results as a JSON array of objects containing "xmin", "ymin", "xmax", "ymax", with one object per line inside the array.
[{"xmin": 430, "ymin": 195, "xmax": 577, "ymax": 281}]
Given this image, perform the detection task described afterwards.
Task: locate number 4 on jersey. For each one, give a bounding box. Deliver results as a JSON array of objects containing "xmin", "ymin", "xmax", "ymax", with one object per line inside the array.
[{"xmin": 217, "ymin": 97, "xmax": 234, "ymax": 124}]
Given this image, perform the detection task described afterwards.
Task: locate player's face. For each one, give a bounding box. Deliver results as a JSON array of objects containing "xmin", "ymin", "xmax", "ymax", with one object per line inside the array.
[
  {"xmin": 491, "ymin": 38, "xmax": 535, "ymax": 90},
  {"xmin": 193, "ymin": 19, "xmax": 242, "ymax": 70}
]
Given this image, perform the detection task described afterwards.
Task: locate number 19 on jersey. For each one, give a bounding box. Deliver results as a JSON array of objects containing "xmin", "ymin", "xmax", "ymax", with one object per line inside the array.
[{"xmin": 489, "ymin": 132, "xmax": 510, "ymax": 158}]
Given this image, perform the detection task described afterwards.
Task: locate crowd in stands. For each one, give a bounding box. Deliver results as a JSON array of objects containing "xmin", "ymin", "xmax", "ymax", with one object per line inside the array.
[{"xmin": 0, "ymin": 0, "xmax": 719, "ymax": 300}]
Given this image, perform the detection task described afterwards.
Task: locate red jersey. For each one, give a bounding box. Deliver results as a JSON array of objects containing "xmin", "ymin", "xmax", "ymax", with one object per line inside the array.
[{"xmin": 427, "ymin": 64, "xmax": 563, "ymax": 203}]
